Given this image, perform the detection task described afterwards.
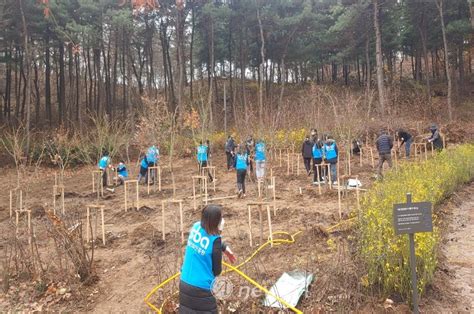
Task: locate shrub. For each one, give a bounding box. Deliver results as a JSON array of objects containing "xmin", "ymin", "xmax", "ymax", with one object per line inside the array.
[{"xmin": 359, "ymin": 144, "xmax": 474, "ymax": 300}]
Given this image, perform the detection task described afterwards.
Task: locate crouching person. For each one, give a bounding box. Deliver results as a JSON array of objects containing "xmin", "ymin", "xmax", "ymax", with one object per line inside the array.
[
  {"xmin": 115, "ymin": 161, "xmax": 129, "ymax": 186},
  {"xmin": 179, "ymin": 205, "xmax": 237, "ymax": 314}
]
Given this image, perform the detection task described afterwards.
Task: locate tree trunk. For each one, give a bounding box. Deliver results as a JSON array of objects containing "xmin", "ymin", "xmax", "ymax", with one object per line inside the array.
[
  {"xmin": 45, "ymin": 35, "xmax": 52, "ymax": 125},
  {"xmin": 190, "ymin": 2, "xmax": 195, "ymax": 100},
  {"xmin": 257, "ymin": 3, "xmax": 265, "ymax": 126},
  {"xmin": 436, "ymin": 0, "xmax": 453, "ymax": 121},
  {"xmin": 418, "ymin": 23, "xmax": 431, "ymax": 104},
  {"xmin": 19, "ymin": 0, "xmax": 31, "ymax": 153},
  {"xmin": 373, "ymin": 0, "xmax": 386, "ymax": 114}
]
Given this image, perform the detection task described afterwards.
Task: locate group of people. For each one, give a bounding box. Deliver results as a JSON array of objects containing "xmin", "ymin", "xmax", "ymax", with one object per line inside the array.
[
  {"xmin": 301, "ymin": 129, "xmax": 339, "ymax": 185},
  {"xmin": 97, "ymin": 145, "xmax": 160, "ymax": 191},
  {"xmin": 222, "ymin": 135, "xmax": 266, "ymax": 197}
]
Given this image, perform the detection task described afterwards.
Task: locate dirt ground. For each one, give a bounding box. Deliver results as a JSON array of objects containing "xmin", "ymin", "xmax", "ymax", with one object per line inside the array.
[{"xmin": 0, "ymin": 150, "xmax": 472, "ymax": 312}]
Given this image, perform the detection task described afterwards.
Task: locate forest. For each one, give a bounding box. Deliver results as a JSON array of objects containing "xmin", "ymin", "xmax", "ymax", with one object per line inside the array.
[
  {"xmin": 0, "ymin": 0, "xmax": 473, "ymax": 313},
  {"xmin": 0, "ymin": 0, "xmax": 472, "ymax": 132}
]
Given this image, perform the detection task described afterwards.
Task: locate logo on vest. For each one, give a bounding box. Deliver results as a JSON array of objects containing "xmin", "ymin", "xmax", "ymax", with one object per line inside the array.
[{"xmin": 189, "ymin": 225, "xmax": 210, "ymax": 253}]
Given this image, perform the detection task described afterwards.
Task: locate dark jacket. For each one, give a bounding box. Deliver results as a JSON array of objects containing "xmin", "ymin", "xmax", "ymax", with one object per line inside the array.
[
  {"xmin": 376, "ymin": 134, "xmax": 393, "ymax": 154},
  {"xmin": 397, "ymin": 130, "xmax": 412, "ymax": 145},
  {"xmin": 429, "ymin": 128, "xmax": 443, "ymax": 150},
  {"xmin": 225, "ymin": 138, "xmax": 235, "ymax": 153},
  {"xmin": 301, "ymin": 139, "xmax": 313, "ymax": 158}
]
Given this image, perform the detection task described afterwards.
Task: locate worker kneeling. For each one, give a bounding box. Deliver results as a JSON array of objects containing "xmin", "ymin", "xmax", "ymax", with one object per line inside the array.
[{"xmin": 179, "ymin": 205, "xmax": 237, "ymax": 313}]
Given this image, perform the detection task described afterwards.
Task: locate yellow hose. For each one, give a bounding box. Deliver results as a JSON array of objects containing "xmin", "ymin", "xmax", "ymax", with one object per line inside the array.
[{"xmin": 144, "ymin": 231, "xmax": 303, "ymax": 313}]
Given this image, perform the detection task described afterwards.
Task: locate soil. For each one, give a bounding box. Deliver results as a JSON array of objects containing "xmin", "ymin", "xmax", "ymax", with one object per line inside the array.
[{"xmin": 0, "ymin": 151, "xmax": 472, "ymax": 312}]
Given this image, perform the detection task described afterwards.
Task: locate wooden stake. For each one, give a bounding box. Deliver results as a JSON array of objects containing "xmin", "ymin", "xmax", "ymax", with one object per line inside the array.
[
  {"xmin": 337, "ymin": 176, "xmax": 342, "ymax": 220},
  {"xmin": 287, "ymin": 151, "xmax": 290, "ymax": 176},
  {"xmin": 9, "ymin": 189, "xmax": 13, "ymax": 218},
  {"xmin": 147, "ymin": 166, "xmax": 161, "ymax": 195},
  {"xmin": 124, "ymin": 180, "xmax": 139, "ymax": 211},
  {"xmin": 248, "ymin": 205, "xmax": 252, "ymax": 247},
  {"xmin": 161, "ymin": 201, "xmax": 166, "ymax": 241},
  {"xmin": 86, "ymin": 205, "xmax": 106, "ymax": 245},
  {"xmin": 316, "ymin": 165, "xmax": 322, "ymax": 195},
  {"xmin": 356, "ymin": 175, "xmax": 361, "ymax": 214},
  {"xmin": 203, "ymin": 166, "xmax": 216, "ymax": 192},
  {"xmin": 359, "ymin": 147, "xmax": 363, "ymax": 167},
  {"xmin": 370, "ymin": 148, "xmax": 375, "ymax": 168},
  {"xmin": 192, "ymin": 176, "xmax": 208, "ymax": 210}
]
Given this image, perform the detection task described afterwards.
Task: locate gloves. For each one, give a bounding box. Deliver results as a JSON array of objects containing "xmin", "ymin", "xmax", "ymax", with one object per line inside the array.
[{"xmin": 224, "ymin": 246, "xmax": 237, "ymax": 264}]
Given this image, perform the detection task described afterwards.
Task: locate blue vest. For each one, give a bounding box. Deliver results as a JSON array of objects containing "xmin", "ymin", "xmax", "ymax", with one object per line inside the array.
[
  {"xmin": 312, "ymin": 144, "xmax": 323, "ymax": 158},
  {"xmin": 255, "ymin": 143, "xmax": 266, "ymax": 161},
  {"xmin": 236, "ymin": 153, "xmax": 248, "ymax": 170},
  {"xmin": 117, "ymin": 164, "xmax": 128, "ymax": 178},
  {"xmin": 181, "ymin": 222, "xmax": 220, "ymax": 290},
  {"xmin": 324, "ymin": 142, "xmax": 337, "ymax": 160},
  {"xmin": 197, "ymin": 145, "xmax": 208, "ymax": 162},
  {"xmin": 146, "ymin": 146, "xmax": 158, "ymax": 164},
  {"xmin": 98, "ymin": 156, "xmax": 110, "ymax": 170},
  {"xmin": 140, "ymin": 158, "xmax": 148, "ymax": 169}
]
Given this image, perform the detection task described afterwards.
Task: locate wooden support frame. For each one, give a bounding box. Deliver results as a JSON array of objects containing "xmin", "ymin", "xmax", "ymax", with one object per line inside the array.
[
  {"xmin": 85, "ymin": 204, "xmax": 106, "ymax": 245},
  {"xmin": 319, "ymin": 163, "xmax": 333, "ymax": 189},
  {"xmin": 286, "ymin": 152, "xmax": 300, "ymax": 176},
  {"xmin": 124, "ymin": 180, "xmax": 139, "ymax": 212},
  {"xmin": 53, "ymin": 185, "xmax": 65, "ymax": 215},
  {"xmin": 247, "ymin": 202, "xmax": 273, "ymax": 247},
  {"xmin": 147, "ymin": 166, "xmax": 162, "ymax": 195},
  {"xmin": 202, "ymin": 166, "xmax": 216, "ymax": 192},
  {"xmin": 413, "ymin": 143, "xmax": 428, "ymax": 161},
  {"xmin": 192, "ymin": 176, "xmax": 208, "ymax": 210},
  {"xmin": 161, "ymin": 199, "xmax": 184, "ymax": 243},
  {"xmin": 91, "ymin": 170, "xmax": 104, "ymax": 198},
  {"xmin": 9, "ymin": 188, "xmax": 23, "ymax": 218},
  {"xmin": 15, "ymin": 209, "xmax": 32, "ymax": 245}
]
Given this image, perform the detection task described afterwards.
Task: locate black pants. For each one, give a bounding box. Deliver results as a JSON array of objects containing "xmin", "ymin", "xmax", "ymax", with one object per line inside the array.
[
  {"xmin": 303, "ymin": 157, "xmax": 312, "ymax": 174},
  {"xmin": 199, "ymin": 161, "xmax": 213, "ymax": 182},
  {"xmin": 101, "ymin": 169, "xmax": 107, "ymax": 187},
  {"xmin": 147, "ymin": 162, "xmax": 156, "ymax": 182},
  {"xmin": 313, "ymin": 158, "xmax": 323, "ymax": 182},
  {"xmin": 237, "ymin": 169, "xmax": 247, "ymax": 193},
  {"xmin": 179, "ymin": 280, "xmax": 217, "ymax": 314},
  {"xmin": 226, "ymin": 152, "xmax": 234, "ymax": 170}
]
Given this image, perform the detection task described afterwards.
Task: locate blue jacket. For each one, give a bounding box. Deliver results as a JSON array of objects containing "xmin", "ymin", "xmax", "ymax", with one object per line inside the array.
[
  {"xmin": 117, "ymin": 164, "xmax": 129, "ymax": 178},
  {"xmin": 181, "ymin": 222, "xmax": 220, "ymax": 290},
  {"xmin": 312, "ymin": 142, "xmax": 323, "ymax": 159},
  {"xmin": 324, "ymin": 141, "xmax": 338, "ymax": 162},
  {"xmin": 98, "ymin": 156, "xmax": 110, "ymax": 170},
  {"xmin": 255, "ymin": 142, "xmax": 266, "ymax": 161},
  {"xmin": 146, "ymin": 146, "xmax": 159, "ymax": 164},
  {"xmin": 235, "ymin": 153, "xmax": 248, "ymax": 170},
  {"xmin": 197, "ymin": 145, "xmax": 208, "ymax": 162},
  {"xmin": 140, "ymin": 157, "xmax": 149, "ymax": 169}
]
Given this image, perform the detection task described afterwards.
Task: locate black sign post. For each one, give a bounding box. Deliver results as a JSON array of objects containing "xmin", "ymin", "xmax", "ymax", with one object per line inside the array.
[{"xmin": 393, "ymin": 193, "xmax": 433, "ymax": 314}]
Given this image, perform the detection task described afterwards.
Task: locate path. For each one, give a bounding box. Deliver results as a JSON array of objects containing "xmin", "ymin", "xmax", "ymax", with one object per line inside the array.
[{"xmin": 425, "ymin": 182, "xmax": 474, "ymax": 312}]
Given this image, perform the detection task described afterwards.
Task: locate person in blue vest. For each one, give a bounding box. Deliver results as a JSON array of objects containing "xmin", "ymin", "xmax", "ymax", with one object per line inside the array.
[
  {"xmin": 312, "ymin": 136, "xmax": 324, "ymax": 184},
  {"xmin": 179, "ymin": 205, "xmax": 237, "ymax": 313},
  {"xmin": 197, "ymin": 141, "xmax": 213, "ymax": 182},
  {"xmin": 323, "ymin": 134, "xmax": 339, "ymax": 185},
  {"xmin": 137, "ymin": 155, "xmax": 149, "ymax": 184},
  {"xmin": 254, "ymin": 139, "xmax": 266, "ymax": 180},
  {"xmin": 115, "ymin": 160, "xmax": 129, "ymax": 186},
  {"xmin": 146, "ymin": 145, "xmax": 159, "ymax": 183},
  {"xmin": 98, "ymin": 151, "xmax": 112, "ymax": 187},
  {"xmin": 234, "ymin": 145, "xmax": 249, "ymax": 197}
]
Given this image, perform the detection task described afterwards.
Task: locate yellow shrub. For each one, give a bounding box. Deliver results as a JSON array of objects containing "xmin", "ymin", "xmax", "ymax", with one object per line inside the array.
[{"xmin": 359, "ymin": 144, "xmax": 474, "ymax": 300}]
